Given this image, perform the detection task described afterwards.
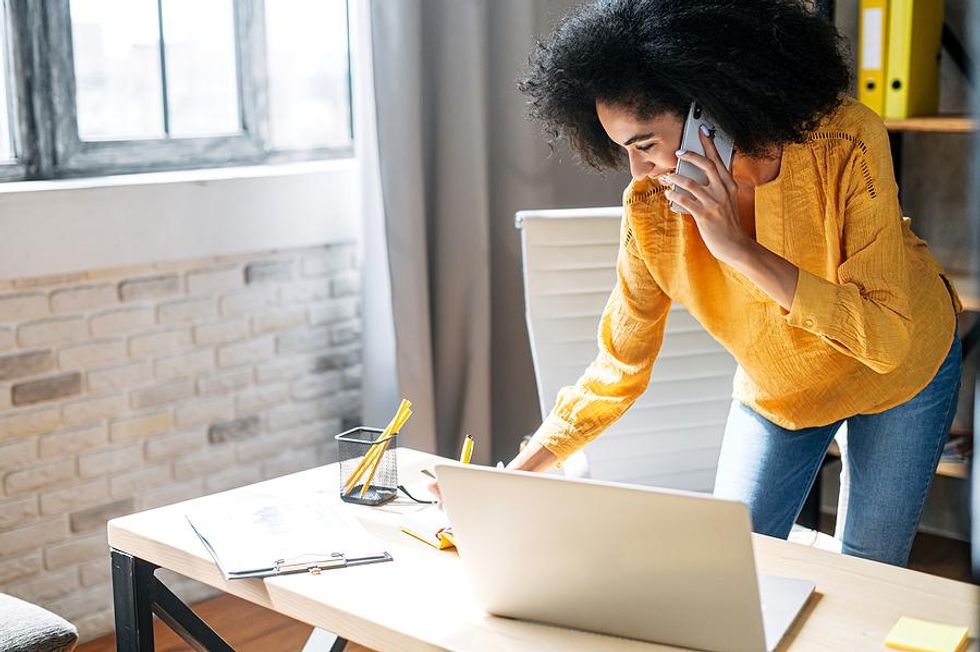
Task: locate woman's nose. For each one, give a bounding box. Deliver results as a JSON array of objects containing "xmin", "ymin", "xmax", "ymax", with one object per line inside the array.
[{"xmin": 628, "ymin": 150, "xmax": 654, "ymax": 181}]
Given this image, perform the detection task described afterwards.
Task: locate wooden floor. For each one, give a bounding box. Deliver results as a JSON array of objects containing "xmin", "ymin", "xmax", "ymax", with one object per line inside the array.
[{"xmin": 79, "ymin": 531, "xmax": 973, "ymax": 652}]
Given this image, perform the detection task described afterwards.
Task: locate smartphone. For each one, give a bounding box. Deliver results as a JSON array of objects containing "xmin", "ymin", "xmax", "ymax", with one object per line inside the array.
[{"xmin": 668, "ymin": 101, "xmax": 735, "ymax": 215}]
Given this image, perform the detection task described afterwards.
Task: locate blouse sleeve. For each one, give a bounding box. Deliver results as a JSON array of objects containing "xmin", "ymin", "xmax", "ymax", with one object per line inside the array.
[
  {"xmin": 782, "ymin": 117, "xmax": 912, "ymax": 374},
  {"xmin": 532, "ymin": 210, "xmax": 672, "ymax": 465}
]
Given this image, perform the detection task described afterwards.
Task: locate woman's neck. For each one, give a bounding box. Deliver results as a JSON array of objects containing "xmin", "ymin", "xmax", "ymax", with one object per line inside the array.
[{"xmin": 731, "ymin": 146, "xmax": 783, "ymax": 189}]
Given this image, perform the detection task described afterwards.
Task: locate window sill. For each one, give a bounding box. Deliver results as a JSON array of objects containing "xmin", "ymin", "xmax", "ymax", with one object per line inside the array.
[{"xmin": 0, "ymin": 159, "xmax": 361, "ymax": 281}]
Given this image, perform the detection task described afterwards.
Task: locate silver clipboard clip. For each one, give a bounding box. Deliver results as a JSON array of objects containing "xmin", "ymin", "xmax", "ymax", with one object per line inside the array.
[{"xmin": 274, "ymin": 552, "xmax": 393, "ymax": 576}]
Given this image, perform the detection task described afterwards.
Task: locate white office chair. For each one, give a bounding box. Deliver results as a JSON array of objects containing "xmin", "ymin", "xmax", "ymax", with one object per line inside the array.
[{"xmin": 516, "ymin": 207, "xmax": 737, "ymax": 492}]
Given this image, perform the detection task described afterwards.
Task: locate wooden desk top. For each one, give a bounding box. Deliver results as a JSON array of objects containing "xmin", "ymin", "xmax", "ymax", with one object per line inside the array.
[{"xmin": 107, "ymin": 449, "xmax": 978, "ymax": 652}]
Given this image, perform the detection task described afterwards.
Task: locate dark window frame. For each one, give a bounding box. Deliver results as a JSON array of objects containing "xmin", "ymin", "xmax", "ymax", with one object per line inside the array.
[{"xmin": 0, "ymin": 0, "xmax": 353, "ymax": 181}]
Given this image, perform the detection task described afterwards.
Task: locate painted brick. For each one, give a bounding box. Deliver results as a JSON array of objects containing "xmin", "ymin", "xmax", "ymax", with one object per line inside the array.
[
  {"xmin": 331, "ymin": 272, "xmax": 361, "ymax": 297},
  {"xmin": 308, "ymin": 298, "xmax": 359, "ymax": 326},
  {"xmin": 50, "ymin": 284, "xmax": 118, "ymax": 313},
  {"xmin": 87, "ymin": 361, "xmax": 153, "ymax": 395},
  {"xmin": 173, "ymin": 444, "xmax": 236, "ymax": 480},
  {"xmin": 330, "ymin": 320, "xmax": 362, "ymax": 346},
  {"xmin": 62, "ymin": 393, "xmax": 128, "ymax": 428},
  {"xmin": 280, "ymin": 281, "xmax": 331, "ymax": 304},
  {"xmin": 46, "ymin": 584, "xmax": 112, "ymax": 622},
  {"xmin": 236, "ymin": 428, "xmax": 293, "ymax": 463},
  {"xmin": 192, "ymin": 319, "xmax": 250, "ymax": 346},
  {"xmin": 197, "ymin": 367, "xmax": 252, "ymax": 396},
  {"xmin": 130, "ymin": 379, "xmax": 194, "ymax": 409},
  {"xmin": 5, "ymin": 566, "xmax": 79, "ymax": 602},
  {"xmin": 251, "ymin": 308, "xmax": 307, "ymax": 335},
  {"xmin": 154, "ymin": 349, "xmax": 215, "ymax": 380},
  {"xmin": 0, "ymin": 552, "xmax": 43, "ymax": 584},
  {"xmin": 276, "ymin": 326, "xmax": 330, "ymax": 355},
  {"xmin": 0, "ymin": 518, "xmax": 68, "ymax": 558},
  {"xmin": 144, "ymin": 429, "xmax": 207, "ymax": 461},
  {"xmin": 90, "ymin": 306, "xmax": 155, "ymax": 337},
  {"xmin": 17, "ymin": 317, "xmax": 87, "ymax": 347},
  {"xmin": 186, "ymin": 265, "xmax": 243, "ymax": 295},
  {"xmin": 343, "ymin": 364, "xmax": 363, "ymax": 389},
  {"xmin": 0, "ymin": 384, "xmax": 8, "ymax": 410},
  {"xmin": 266, "ymin": 401, "xmax": 320, "ymax": 432},
  {"xmin": 44, "ymin": 532, "xmax": 107, "ymax": 569},
  {"xmin": 235, "ymin": 382, "xmax": 289, "ymax": 413},
  {"xmin": 218, "ymin": 289, "xmax": 278, "ymax": 318},
  {"xmin": 158, "ymin": 297, "xmax": 217, "ymax": 324},
  {"xmin": 59, "ymin": 339, "xmax": 127, "ymax": 370},
  {"xmin": 255, "ymin": 358, "xmax": 311, "ymax": 384},
  {"xmin": 39, "ymin": 479, "xmax": 109, "ymax": 515},
  {"xmin": 109, "ymin": 463, "xmax": 172, "ymax": 497},
  {"xmin": 208, "ymin": 415, "xmax": 261, "ymax": 444},
  {"xmin": 301, "ymin": 246, "xmax": 354, "ymax": 277},
  {"xmin": 0, "ymin": 326, "xmax": 13, "ymax": 351},
  {"xmin": 0, "ymin": 406, "xmax": 60, "ymax": 441},
  {"xmin": 140, "ymin": 477, "xmax": 204, "ymax": 510},
  {"xmin": 12, "ymin": 373, "xmax": 82, "ymax": 406},
  {"xmin": 0, "ymin": 350, "xmax": 55, "ymax": 381},
  {"xmin": 174, "ymin": 396, "xmax": 234, "ymax": 428},
  {"xmin": 80, "ymin": 558, "xmax": 110, "ymax": 586},
  {"xmin": 109, "ymin": 410, "xmax": 172, "ymax": 443},
  {"xmin": 244, "ymin": 259, "xmax": 294, "ymax": 284},
  {"xmin": 4, "ymin": 458, "xmax": 76, "ymax": 495},
  {"xmin": 291, "ymin": 371, "xmax": 343, "ymax": 401},
  {"xmin": 206, "ymin": 463, "xmax": 263, "ymax": 493},
  {"xmin": 119, "ymin": 274, "xmax": 180, "ymax": 302},
  {"xmin": 0, "ymin": 437, "xmax": 38, "ymax": 471},
  {"xmin": 74, "ymin": 611, "xmax": 116, "ymax": 644},
  {"xmin": 0, "ymin": 292, "xmax": 49, "ymax": 322},
  {"xmin": 129, "ymin": 328, "xmax": 193, "ymax": 358},
  {"xmin": 311, "ymin": 346, "xmax": 362, "ymax": 371},
  {"xmin": 264, "ymin": 446, "xmax": 319, "ymax": 478},
  {"xmin": 71, "ymin": 498, "xmax": 134, "ymax": 532},
  {"xmin": 39, "ymin": 424, "xmax": 107, "ymax": 458},
  {"xmin": 0, "ymin": 496, "xmax": 39, "ymax": 529},
  {"xmin": 217, "ymin": 336, "xmax": 275, "ymax": 368},
  {"xmin": 78, "ymin": 444, "xmax": 141, "ymax": 478}
]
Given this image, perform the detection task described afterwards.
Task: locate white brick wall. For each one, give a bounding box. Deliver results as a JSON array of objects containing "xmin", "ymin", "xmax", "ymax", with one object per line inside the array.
[{"xmin": 0, "ymin": 243, "xmax": 362, "ymax": 642}]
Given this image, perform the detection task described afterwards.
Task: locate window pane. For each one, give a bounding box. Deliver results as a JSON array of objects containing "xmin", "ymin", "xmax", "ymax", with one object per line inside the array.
[
  {"xmin": 265, "ymin": 0, "xmax": 352, "ymax": 150},
  {"xmin": 161, "ymin": 0, "xmax": 240, "ymax": 138},
  {"xmin": 70, "ymin": 0, "xmax": 165, "ymax": 140},
  {"xmin": 0, "ymin": 1, "xmax": 13, "ymax": 161}
]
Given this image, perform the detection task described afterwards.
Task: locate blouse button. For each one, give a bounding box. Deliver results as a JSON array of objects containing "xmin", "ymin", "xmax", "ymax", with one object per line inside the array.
[{"xmin": 804, "ymin": 319, "xmax": 814, "ymax": 328}]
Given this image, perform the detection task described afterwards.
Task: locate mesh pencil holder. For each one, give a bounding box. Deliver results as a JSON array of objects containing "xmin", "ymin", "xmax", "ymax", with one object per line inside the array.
[{"xmin": 336, "ymin": 426, "xmax": 399, "ymax": 506}]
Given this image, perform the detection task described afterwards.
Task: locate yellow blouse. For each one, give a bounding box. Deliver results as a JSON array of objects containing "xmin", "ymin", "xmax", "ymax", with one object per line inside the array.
[{"xmin": 533, "ymin": 96, "xmax": 962, "ymax": 465}]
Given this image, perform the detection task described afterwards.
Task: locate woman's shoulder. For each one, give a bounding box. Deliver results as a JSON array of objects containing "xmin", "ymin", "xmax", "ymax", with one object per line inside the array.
[{"xmin": 804, "ymin": 95, "xmax": 890, "ymax": 153}]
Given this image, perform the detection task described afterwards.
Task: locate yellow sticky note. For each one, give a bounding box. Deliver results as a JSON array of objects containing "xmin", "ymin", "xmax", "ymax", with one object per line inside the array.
[{"xmin": 885, "ymin": 616, "xmax": 969, "ymax": 652}]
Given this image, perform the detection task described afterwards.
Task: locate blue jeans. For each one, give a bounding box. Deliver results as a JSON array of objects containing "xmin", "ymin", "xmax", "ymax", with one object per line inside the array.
[{"xmin": 713, "ymin": 328, "xmax": 962, "ymax": 567}]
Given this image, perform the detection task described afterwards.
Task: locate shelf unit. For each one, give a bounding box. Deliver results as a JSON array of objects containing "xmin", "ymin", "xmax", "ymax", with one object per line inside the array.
[{"xmin": 827, "ymin": 441, "xmax": 969, "ymax": 481}]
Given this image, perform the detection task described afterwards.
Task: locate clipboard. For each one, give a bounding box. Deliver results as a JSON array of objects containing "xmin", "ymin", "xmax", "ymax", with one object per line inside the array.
[{"xmin": 185, "ymin": 493, "xmax": 393, "ymax": 580}]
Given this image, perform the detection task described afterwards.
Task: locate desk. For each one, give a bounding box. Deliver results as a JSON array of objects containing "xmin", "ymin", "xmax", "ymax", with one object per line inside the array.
[{"xmin": 108, "ymin": 448, "xmax": 979, "ymax": 651}]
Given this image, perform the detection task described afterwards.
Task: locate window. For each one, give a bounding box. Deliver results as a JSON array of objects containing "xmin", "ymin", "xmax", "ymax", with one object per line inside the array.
[{"xmin": 0, "ymin": 0, "xmax": 352, "ymax": 180}]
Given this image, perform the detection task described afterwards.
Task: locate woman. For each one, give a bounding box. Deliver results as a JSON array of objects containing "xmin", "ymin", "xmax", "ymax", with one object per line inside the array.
[{"xmin": 507, "ymin": 0, "xmax": 963, "ymax": 567}]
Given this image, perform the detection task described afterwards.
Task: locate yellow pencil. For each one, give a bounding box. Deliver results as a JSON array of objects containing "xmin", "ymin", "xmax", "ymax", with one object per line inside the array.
[
  {"xmin": 460, "ymin": 435, "xmax": 474, "ymax": 465},
  {"xmin": 343, "ymin": 399, "xmax": 411, "ymax": 495},
  {"xmin": 357, "ymin": 407, "xmax": 412, "ymax": 497}
]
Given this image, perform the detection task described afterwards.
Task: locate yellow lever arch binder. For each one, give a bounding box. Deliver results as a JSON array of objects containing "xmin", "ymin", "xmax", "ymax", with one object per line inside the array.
[
  {"xmin": 858, "ymin": 0, "xmax": 888, "ymax": 115},
  {"xmin": 884, "ymin": 0, "xmax": 944, "ymax": 119}
]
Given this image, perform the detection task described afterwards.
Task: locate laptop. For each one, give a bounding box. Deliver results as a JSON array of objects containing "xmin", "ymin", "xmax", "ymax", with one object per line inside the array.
[{"xmin": 435, "ymin": 463, "xmax": 814, "ymax": 652}]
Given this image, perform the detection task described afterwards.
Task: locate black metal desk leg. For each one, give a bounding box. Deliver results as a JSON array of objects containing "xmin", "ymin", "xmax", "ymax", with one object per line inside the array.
[{"xmin": 111, "ymin": 550, "xmax": 156, "ymax": 652}]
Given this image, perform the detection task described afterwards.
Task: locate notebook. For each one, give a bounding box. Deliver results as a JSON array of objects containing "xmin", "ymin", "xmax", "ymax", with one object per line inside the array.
[
  {"xmin": 400, "ymin": 506, "xmax": 457, "ymax": 550},
  {"xmin": 186, "ymin": 493, "xmax": 393, "ymax": 579}
]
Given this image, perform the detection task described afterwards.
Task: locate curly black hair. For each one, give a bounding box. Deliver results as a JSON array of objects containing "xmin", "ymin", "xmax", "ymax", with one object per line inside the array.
[{"xmin": 518, "ymin": 0, "xmax": 854, "ymax": 168}]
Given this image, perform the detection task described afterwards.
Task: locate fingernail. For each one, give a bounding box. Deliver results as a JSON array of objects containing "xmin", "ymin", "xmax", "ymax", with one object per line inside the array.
[
  {"xmin": 675, "ymin": 149, "xmax": 686, "ymax": 156},
  {"xmin": 699, "ymin": 124, "xmax": 711, "ymax": 137}
]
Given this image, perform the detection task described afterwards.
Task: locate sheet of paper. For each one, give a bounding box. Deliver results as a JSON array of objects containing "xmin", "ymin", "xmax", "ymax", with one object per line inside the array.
[{"xmin": 186, "ymin": 492, "xmax": 383, "ymax": 577}]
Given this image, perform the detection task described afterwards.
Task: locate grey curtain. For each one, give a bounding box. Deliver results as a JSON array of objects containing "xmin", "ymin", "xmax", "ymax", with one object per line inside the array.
[{"xmin": 367, "ymin": 0, "xmax": 626, "ymax": 462}]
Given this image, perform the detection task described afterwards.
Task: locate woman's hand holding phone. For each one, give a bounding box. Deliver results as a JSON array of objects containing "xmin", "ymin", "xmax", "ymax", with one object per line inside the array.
[{"xmin": 664, "ymin": 127, "xmax": 752, "ymax": 266}]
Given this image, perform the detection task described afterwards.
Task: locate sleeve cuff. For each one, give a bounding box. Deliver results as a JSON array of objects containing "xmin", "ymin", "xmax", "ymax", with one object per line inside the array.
[
  {"xmin": 531, "ymin": 412, "xmax": 584, "ymax": 468},
  {"xmin": 783, "ymin": 268, "xmax": 840, "ymax": 333}
]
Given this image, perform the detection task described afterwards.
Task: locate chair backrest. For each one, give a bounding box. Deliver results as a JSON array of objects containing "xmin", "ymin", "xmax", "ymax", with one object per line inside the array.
[{"xmin": 517, "ymin": 207, "xmax": 737, "ymax": 492}]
